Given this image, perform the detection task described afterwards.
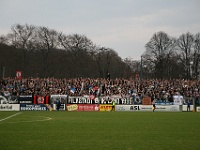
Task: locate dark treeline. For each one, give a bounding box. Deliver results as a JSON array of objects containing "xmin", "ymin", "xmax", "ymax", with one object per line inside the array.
[
  {"xmin": 142, "ymin": 31, "xmax": 200, "ymax": 79},
  {"xmin": 0, "ymin": 24, "xmax": 132, "ymax": 79},
  {"xmin": 0, "ymin": 24, "xmax": 200, "ymax": 79}
]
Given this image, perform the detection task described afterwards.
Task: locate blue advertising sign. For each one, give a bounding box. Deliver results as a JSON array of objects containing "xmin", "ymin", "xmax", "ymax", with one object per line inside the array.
[{"xmin": 20, "ymin": 104, "xmax": 49, "ymax": 111}]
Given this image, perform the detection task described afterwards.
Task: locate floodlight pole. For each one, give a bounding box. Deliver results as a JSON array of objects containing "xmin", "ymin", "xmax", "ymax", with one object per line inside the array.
[
  {"xmin": 140, "ymin": 55, "xmax": 143, "ymax": 80},
  {"xmin": 2, "ymin": 66, "xmax": 5, "ymax": 79}
]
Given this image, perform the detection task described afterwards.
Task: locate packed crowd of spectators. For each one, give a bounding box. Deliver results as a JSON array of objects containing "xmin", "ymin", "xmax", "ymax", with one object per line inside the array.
[{"xmin": 0, "ymin": 77, "xmax": 200, "ymax": 104}]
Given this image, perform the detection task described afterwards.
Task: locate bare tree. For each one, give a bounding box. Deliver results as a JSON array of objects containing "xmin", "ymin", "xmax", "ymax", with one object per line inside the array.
[
  {"xmin": 96, "ymin": 47, "xmax": 112, "ymax": 78},
  {"xmin": 145, "ymin": 31, "xmax": 175, "ymax": 79},
  {"xmin": 193, "ymin": 33, "xmax": 200, "ymax": 79},
  {"xmin": 6, "ymin": 24, "xmax": 35, "ymax": 76},
  {"xmin": 58, "ymin": 33, "xmax": 97, "ymax": 77},
  {"xmin": 8, "ymin": 24, "xmax": 35, "ymax": 49},
  {"xmin": 95, "ymin": 47, "xmax": 129, "ymax": 78},
  {"xmin": 123, "ymin": 58, "xmax": 139, "ymax": 79},
  {"xmin": 0, "ymin": 35, "xmax": 9, "ymax": 45},
  {"xmin": 176, "ymin": 32, "xmax": 194, "ymax": 79},
  {"xmin": 35, "ymin": 27, "xmax": 60, "ymax": 77}
]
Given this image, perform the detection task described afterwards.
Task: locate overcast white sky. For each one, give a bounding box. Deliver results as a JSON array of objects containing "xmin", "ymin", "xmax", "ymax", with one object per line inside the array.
[{"xmin": 0, "ymin": 0, "xmax": 200, "ymax": 60}]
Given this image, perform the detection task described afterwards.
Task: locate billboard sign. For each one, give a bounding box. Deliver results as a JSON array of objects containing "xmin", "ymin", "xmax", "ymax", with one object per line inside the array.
[
  {"xmin": 66, "ymin": 104, "xmax": 99, "ymax": 111},
  {"xmin": 20, "ymin": 104, "xmax": 49, "ymax": 111},
  {"xmin": 116, "ymin": 105, "xmax": 180, "ymax": 112},
  {"xmin": 0, "ymin": 104, "xmax": 20, "ymax": 111}
]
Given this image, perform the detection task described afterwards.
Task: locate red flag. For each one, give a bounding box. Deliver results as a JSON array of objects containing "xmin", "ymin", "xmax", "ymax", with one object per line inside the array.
[{"xmin": 16, "ymin": 70, "xmax": 22, "ymax": 80}]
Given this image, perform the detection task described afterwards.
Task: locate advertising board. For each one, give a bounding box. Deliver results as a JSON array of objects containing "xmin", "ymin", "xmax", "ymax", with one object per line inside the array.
[
  {"xmin": 53, "ymin": 104, "xmax": 65, "ymax": 111},
  {"xmin": 139, "ymin": 105, "xmax": 180, "ymax": 111},
  {"xmin": 197, "ymin": 107, "xmax": 200, "ymax": 112},
  {"xmin": 20, "ymin": 104, "xmax": 49, "ymax": 111},
  {"xmin": 66, "ymin": 104, "xmax": 78, "ymax": 111},
  {"xmin": 116, "ymin": 105, "xmax": 180, "ymax": 112},
  {"xmin": 66, "ymin": 104, "xmax": 99, "ymax": 111},
  {"xmin": 78, "ymin": 104, "xmax": 99, "ymax": 111},
  {"xmin": 116, "ymin": 105, "xmax": 140, "ymax": 111},
  {"xmin": 0, "ymin": 104, "xmax": 20, "ymax": 111},
  {"xmin": 182, "ymin": 105, "xmax": 194, "ymax": 112},
  {"xmin": 99, "ymin": 104, "xmax": 112, "ymax": 111}
]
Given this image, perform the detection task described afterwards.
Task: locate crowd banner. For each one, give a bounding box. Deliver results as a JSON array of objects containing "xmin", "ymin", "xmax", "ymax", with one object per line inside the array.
[
  {"xmin": 67, "ymin": 95, "xmax": 141, "ymax": 105},
  {"xmin": 33, "ymin": 95, "xmax": 50, "ymax": 104},
  {"xmin": 37, "ymin": 96, "xmax": 45, "ymax": 104},
  {"xmin": 102, "ymin": 96, "xmax": 142, "ymax": 105},
  {"xmin": 20, "ymin": 104, "xmax": 50, "ymax": 111},
  {"xmin": 0, "ymin": 104, "xmax": 20, "ymax": 111},
  {"xmin": 133, "ymin": 96, "xmax": 142, "ymax": 105},
  {"xmin": 46, "ymin": 95, "xmax": 49, "ymax": 104},
  {"xmin": 50, "ymin": 95, "xmax": 68, "ymax": 104},
  {"xmin": 18, "ymin": 95, "xmax": 33, "ymax": 104},
  {"xmin": 66, "ymin": 104, "xmax": 99, "ymax": 111},
  {"xmin": 111, "ymin": 96, "xmax": 134, "ymax": 105},
  {"xmin": 115, "ymin": 105, "xmax": 180, "ymax": 112},
  {"xmin": 34, "ymin": 95, "xmax": 36, "ymax": 104},
  {"xmin": 142, "ymin": 97, "xmax": 152, "ymax": 105},
  {"xmin": 173, "ymin": 95, "xmax": 183, "ymax": 105},
  {"xmin": 0, "ymin": 95, "xmax": 18, "ymax": 104},
  {"xmin": 68, "ymin": 96, "xmax": 98, "ymax": 104}
]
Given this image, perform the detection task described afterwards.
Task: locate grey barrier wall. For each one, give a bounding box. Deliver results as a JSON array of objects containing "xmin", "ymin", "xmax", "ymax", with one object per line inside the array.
[
  {"xmin": 0, "ymin": 104, "xmax": 195, "ymax": 112},
  {"xmin": 115, "ymin": 105, "xmax": 181, "ymax": 112}
]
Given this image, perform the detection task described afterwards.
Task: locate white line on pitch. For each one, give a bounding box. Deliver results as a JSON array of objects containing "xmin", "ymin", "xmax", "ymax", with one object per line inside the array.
[
  {"xmin": 8, "ymin": 116, "xmax": 52, "ymax": 123},
  {"xmin": 0, "ymin": 112, "xmax": 22, "ymax": 122}
]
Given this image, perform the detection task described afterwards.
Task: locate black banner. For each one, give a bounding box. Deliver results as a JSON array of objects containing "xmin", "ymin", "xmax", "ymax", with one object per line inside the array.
[
  {"xmin": 67, "ymin": 96, "xmax": 137, "ymax": 104},
  {"xmin": 18, "ymin": 95, "xmax": 33, "ymax": 104}
]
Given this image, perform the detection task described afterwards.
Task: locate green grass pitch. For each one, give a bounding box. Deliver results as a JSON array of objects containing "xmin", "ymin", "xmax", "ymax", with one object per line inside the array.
[{"xmin": 0, "ymin": 111, "xmax": 199, "ymax": 150}]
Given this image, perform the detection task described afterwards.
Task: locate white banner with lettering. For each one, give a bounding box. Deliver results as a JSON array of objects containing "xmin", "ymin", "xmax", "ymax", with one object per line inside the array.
[
  {"xmin": 116, "ymin": 105, "xmax": 180, "ymax": 112},
  {"xmin": 173, "ymin": 95, "xmax": 183, "ymax": 105},
  {"xmin": 0, "ymin": 104, "xmax": 20, "ymax": 111}
]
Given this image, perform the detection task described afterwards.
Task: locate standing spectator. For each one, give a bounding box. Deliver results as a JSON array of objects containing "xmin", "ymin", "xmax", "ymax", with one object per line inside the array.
[
  {"xmin": 187, "ymin": 100, "xmax": 190, "ymax": 112},
  {"xmin": 107, "ymin": 72, "xmax": 110, "ymax": 80},
  {"xmin": 198, "ymin": 96, "xmax": 200, "ymax": 105},
  {"xmin": 112, "ymin": 99, "xmax": 115, "ymax": 111},
  {"xmin": 152, "ymin": 103, "xmax": 156, "ymax": 112},
  {"xmin": 56, "ymin": 98, "xmax": 61, "ymax": 111}
]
